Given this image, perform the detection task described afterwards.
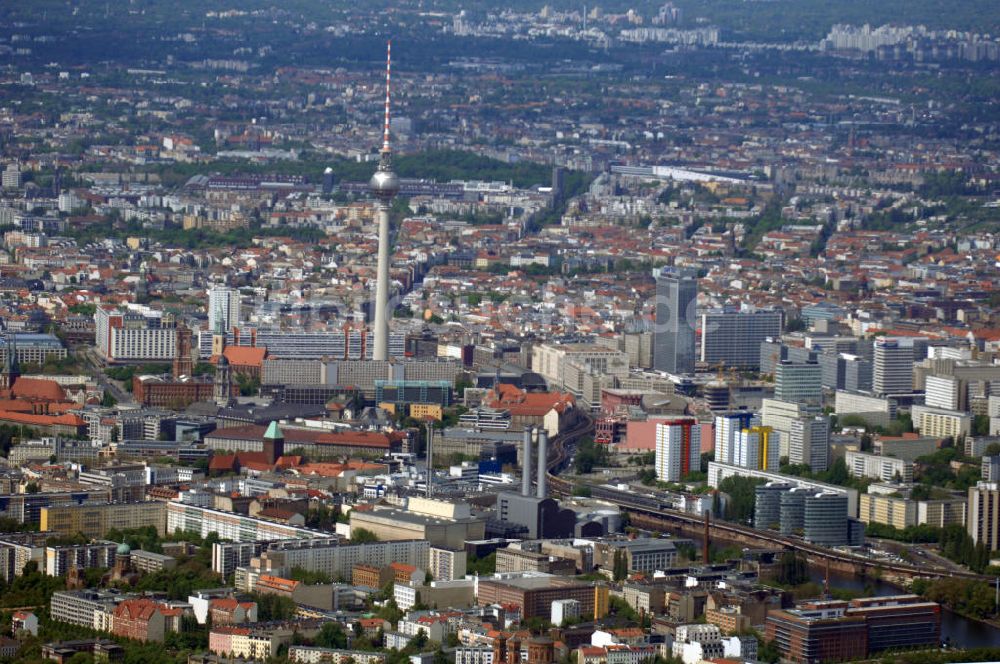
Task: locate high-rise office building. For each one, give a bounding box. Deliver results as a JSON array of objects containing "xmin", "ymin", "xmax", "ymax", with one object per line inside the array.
[
  {"xmin": 874, "ymin": 339, "xmax": 914, "ymax": 397},
  {"xmin": 779, "ymin": 487, "xmax": 810, "ymax": 536},
  {"xmin": 843, "ymin": 354, "xmax": 873, "ymax": 393},
  {"xmin": 789, "ymin": 416, "xmax": 831, "ymax": 472},
  {"xmin": 2, "ymin": 163, "xmax": 22, "ymax": 189},
  {"xmin": 818, "ymin": 352, "xmax": 844, "ymax": 390},
  {"xmin": 95, "ymin": 304, "xmax": 177, "ymax": 362},
  {"xmin": 967, "ymin": 482, "xmax": 1000, "ymax": 551},
  {"xmin": 733, "ymin": 426, "xmax": 780, "ymax": 471},
  {"xmin": 804, "ymin": 491, "xmax": 850, "ymax": 546},
  {"xmin": 208, "ymin": 286, "xmax": 241, "ymax": 334},
  {"xmin": 816, "ymin": 350, "xmax": 872, "ymax": 392},
  {"xmin": 765, "ymin": 485, "xmax": 858, "ymax": 546},
  {"xmin": 713, "ymin": 412, "xmax": 756, "ymax": 465},
  {"xmin": 653, "ymin": 270, "xmax": 697, "ymax": 375},
  {"xmin": 655, "ymin": 418, "xmax": 701, "ymax": 482},
  {"xmin": 700, "ymin": 308, "xmax": 782, "ymax": 370},
  {"xmin": 761, "ymin": 398, "xmax": 821, "ymax": 457},
  {"xmin": 983, "ymin": 456, "xmax": 1000, "ymax": 483},
  {"xmin": 924, "ymin": 374, "xmax": 964, "ymax": 411},
  {"xmin": 759, "ymin": 338, "xmax": 787, "ymax": 377},
  {"xmin": 774, "ymin": 361, "xmax": 822, "ymax": 405},
  {"xmin": 754, "ymin": 481, "xmax": 792, "ymax": 530}
]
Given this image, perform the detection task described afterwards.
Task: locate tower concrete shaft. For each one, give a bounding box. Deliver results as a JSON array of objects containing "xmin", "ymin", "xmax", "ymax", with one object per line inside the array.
[
  {"xmin": 373, "ymin": 200, "xmax": 391, "ymax": 361},
  {"xmin": 369, "ymin": 40, "xmax": 398, "ymax": 362}
]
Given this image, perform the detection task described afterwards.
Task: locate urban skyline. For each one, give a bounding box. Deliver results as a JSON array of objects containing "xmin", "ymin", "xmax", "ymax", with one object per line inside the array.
[{"xmin": 0, "ymin": 1, "xmax": 998, "ymax": 664}]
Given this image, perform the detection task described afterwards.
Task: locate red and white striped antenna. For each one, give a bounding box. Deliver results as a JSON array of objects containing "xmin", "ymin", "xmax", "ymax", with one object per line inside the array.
[{"xmin": 382, "ymin": 39, "xmax": 392, "ymax": 153}]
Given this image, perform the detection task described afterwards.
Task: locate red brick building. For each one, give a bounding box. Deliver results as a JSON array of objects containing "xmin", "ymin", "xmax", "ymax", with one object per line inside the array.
[
  {"xmin": 390, "ymin": 562, "xmax": 422, "ymax": 584},
  {"xmin": 111, "ymin": 599, "xmax": 182, "ymax": 643},
  {"xmin": 212, "ymin": 346, "xmax": 266, "ymax": 380},
  {"xmin": 209, "ymin": 597, "xmax": 258, "ymax": 625},
  {"xmin": 477, "ymin": 576, "xmax": 594, "ymax": 619},
  {"xmin": 765, "ymin": 603, "xmax": 867, "ymax": 664},
  {"xmin": 765, "ymin": 596, "xmax": 941, "ymax": 662},
  {"xmin": 133, "ymin": 374, "xmax": 236, "ymax": 408},
  {"xmin": 205, "ymin": 424, "xmax": 404, "ymax": 459},
  {"xmin": 352, "ymin": 564, "xmax": 392, "ymax": 589}
]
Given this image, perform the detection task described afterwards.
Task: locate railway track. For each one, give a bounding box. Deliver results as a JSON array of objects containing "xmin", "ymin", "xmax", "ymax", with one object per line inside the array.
[
  {"xmin": 544, "ymin": 411, "xmax": 592, "ymax": 478},
  {"xmin": 544, "ymin": 428, "xmax": 989, "ymax": 582}
]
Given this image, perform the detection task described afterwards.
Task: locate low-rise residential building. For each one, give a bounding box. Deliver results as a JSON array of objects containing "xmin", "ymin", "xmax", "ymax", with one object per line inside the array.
[
  {"xmin": 209, "ymin": 625, "xmax": 294, "ymax": 660},
  {"xmin": 846, "ymin": 451, "xmax": 913, "ymax": 483},
  {"xmin": 672, "ymin": 624, "xmax": 724, "ymax": 664},
  {"xmin": 209, "ymin": 598, "xmax": 258, "ymax": 625},
  {"xmin": 111, "ymin": 598, "xmax": 183, "ymax": 643},
  {"xmin": 289, "ymin": 646, "xmax": 387, "ymax": 664},
  {"xmin": 394, "ymin": 579, "xmax": 476, "ymax": 610},
  {"xmin": 911, "ymin": 405, "xmax": 972, "ymax": 440},
  {"xmin": 860, "ymin": 490, "xmax": 966, "ymax": 530},
  {"xmin": 128, "ymin": 549, "xmax": 177, "ymax": 574}
]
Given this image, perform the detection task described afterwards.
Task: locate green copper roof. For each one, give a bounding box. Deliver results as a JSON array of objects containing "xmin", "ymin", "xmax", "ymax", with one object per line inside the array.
[{"xmin": 264, "ymin": 421, "xmax": 283, "ymax": 439}]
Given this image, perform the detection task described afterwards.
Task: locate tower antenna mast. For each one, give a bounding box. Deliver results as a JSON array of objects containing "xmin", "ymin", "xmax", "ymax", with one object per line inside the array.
[{"xmin": 382, "ymin": 39, "xmax": 392, "ymax": 154}]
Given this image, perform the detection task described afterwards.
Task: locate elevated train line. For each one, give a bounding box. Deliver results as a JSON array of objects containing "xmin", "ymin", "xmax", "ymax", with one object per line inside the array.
[{"xmin": 543, "ymin": 418, "xmax": 988, "ymax": 582}]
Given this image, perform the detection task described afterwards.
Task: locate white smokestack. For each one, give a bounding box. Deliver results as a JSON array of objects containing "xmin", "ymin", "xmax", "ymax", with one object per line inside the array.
[
  {"xmin": 536, "ymin": 429, "xmax": 548, "ymax": 499},
  {"xmin": 522, "ymin": 426, "xmax": 533, "ymax": 496}
]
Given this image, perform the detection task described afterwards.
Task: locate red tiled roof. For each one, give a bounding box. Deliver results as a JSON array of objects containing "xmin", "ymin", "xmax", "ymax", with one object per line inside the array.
[
  {"xmin": 579, "ymin": 647, "xmax": 607, "ymax": 657},
  {"xmin": 275, "ymin": 455, "xmax": 303, "ymax": 469},
  {"xmin": 220, "ymin": 346, "xmax": 267, "ymax": 367},
  {"xmin": 0, "ymin": 399, "xmax": 41, "ymax": 413},
  {"xmin": 209, "ymin": 454, "xmax": 238, "ymax": 472},
  {"xmin": 258, "ymin": 507, "xmax": 299, "ymax": 521},
  {"xmin": 11, "ymin": 377, "xmax": 66, "ymax": 401},
  {"xmin": 256, "ymin": 575, "xmax": 299, "ymax": 592},
  {"xmin": 0, "ymin": 410, "xmax": 85, "ymax": 427},
  {"xmin": 211, "ymin": 598, "xmax": 239, "ymax": 611},
  {"xmin": 486, "ymin": 384, "xmax": 575, "ymax": 417},
  {"xmin": 113, "ymin": 598, "xmax": 171, "ymax": 621},
  {"xmin": 212, "ymin": 626, "xmax": 251, "ymax": 636}
]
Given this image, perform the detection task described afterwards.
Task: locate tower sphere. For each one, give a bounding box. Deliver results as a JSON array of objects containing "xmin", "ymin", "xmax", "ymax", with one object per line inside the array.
[{"xmin": 369, "ymin": 168, "xmax": 399, "ymax": 200}]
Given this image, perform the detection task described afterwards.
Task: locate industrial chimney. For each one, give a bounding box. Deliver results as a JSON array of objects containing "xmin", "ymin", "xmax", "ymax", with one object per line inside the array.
[
  {"xmin": 536, "ymin": 429, "xmax": 548, "ymax": 499},
  {"xmin": 426, "ymin": 423, "xmax": 434, "ymax": 498},
  {"xmin": 522, "ymin": 426, "xmax": 533, "ymax": 496}
]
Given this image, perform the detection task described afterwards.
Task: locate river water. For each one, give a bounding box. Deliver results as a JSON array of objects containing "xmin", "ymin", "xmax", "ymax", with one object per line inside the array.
[{"xmin": 808, "ymin": 568, "xmax": 1000, "ymax": 649}]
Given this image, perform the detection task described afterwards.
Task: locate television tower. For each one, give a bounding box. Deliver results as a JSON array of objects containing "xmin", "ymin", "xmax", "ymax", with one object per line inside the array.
[{"xmin": 369, "ymin": 40, "xmax": 399, "ymax": 362}]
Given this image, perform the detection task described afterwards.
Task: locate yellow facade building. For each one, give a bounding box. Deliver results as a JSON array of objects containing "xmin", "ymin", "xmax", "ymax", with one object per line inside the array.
[
  {"xmin": 40, "ymin": 501, "xmax": 166, "ymax": 538},
  {"xmin": 409, "ymin": 403, "xmax": 443, "ymax": 421}
]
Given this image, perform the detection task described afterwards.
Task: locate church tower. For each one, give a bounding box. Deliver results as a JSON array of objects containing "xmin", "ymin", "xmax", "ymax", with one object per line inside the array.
[
  {"xmin": 0, "ymin": 334, "xmax": 20, "ymax": 391},
  {"xmin": 212, "ymin": 296, "xmax": 233, "ymax": 407},
  {"xmin": 214, "ymin": 354, "xmax": 232, "ymax": 407},
  {"xmin": 135, "ymin": 263, "xmax": 149, "ymax": 303},
  {"xmin": 211, "ymin": 299, "xmax": 227, "ymax": 359},
  {"xmin": 262, "ymin": 421, "xmax": 285, "ymax": 464}
]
